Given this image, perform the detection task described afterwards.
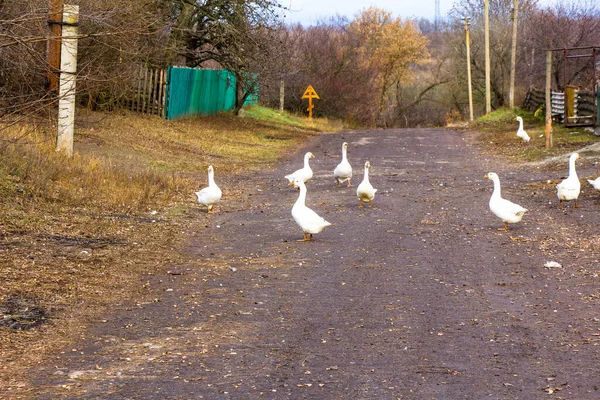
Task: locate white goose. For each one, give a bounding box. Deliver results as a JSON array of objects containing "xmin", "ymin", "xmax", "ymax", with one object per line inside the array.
[
  {"xmin": 587, "ymin": 176, "xmax": 600, "ymax": 191},
  {"xmin": 485, "ymin": 172, "xmax": 528, "ymax": 231},
  {"xmin": 289, "ymin": 178, "xmax": 331, "ymax": 241},
  {"xmin": 357, "ymin": 161, "xmax": 377, "ymax": 208},
  {"xmin": 556, "ymin": 152, "xmax": 581, "ymax": 209},
  {"xmin": 195, "ymin": 165, "xmax": 222, "ymax": 213},
  {"xmin": 515, "ymin": 116, "xmax": 531, "ymax": 143},
  {"xmin": 285, "ymin": 152, "xmax": 314, "ymax": 183},
  {"xmin": 334, "ymin": 142, "xmax": 352, "ymax": 187}
]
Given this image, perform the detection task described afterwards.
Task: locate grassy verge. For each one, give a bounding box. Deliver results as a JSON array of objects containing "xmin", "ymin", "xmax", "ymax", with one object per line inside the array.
[
  {"xmin": 0, "ymin": 106, "xmax": 340, "ymax": 394},
  {"xmin": 471, "ymin": 108, "xmax": 598, "ymax": 162}
]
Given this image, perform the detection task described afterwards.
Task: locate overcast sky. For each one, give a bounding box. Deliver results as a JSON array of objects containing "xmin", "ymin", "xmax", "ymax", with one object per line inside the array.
[{"xmin": 282, "ymin": 0, "xmax": 562, "ymax": 25}]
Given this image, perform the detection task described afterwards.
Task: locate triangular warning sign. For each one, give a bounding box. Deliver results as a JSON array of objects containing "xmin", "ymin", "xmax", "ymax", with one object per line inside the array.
[{"xmin": 302, "ymin": 85, "xmax": 320, "ymax": 99}]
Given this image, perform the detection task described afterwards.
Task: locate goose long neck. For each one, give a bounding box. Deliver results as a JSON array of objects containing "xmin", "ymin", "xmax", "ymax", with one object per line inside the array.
[
  {"xmin": 569, "ymin": 156, "xmax": 578, "ymax": 178},
  {"xmin": 304, "ymin": 154, "xmax": 311, "ymax": 168},
  {"xmin": 518, "ymin": 118, "xmax": 524, "ymax": 130},
  {"xmin": 295, "ymin": 183, "xmax": 307, "ymax": 206},
  {"xmin": 342, "ymin": 146, "xmax": 348, "ymax": 161},
  {"xmin": 491, "ymin": 176, "xmax": 501, "ymax": 198},
  {"xmin": 363, "ymin": 166, "xmax": 370, "ymax": 183},
  {"xmin": 208, "ymin": 170, "xmax": 216, "ymax": 186}
]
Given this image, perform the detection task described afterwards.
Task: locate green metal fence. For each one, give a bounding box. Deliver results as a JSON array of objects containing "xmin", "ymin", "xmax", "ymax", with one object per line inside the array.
[{"xmin": 165, "ymin": 67, "xmax": 236, "ymax": 120}]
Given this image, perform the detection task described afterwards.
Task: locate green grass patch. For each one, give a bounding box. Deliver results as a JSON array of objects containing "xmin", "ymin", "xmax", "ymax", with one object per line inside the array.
[
  {"xmin": 472, "ymin": 108, "xmax": 599, "ymax": 162},
  {"xmin": 243, "ymin": 105, "xmax": 344, "ymax": 132}
]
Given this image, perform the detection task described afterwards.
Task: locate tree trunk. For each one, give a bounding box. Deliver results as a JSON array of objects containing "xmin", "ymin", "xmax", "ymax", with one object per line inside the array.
[{"xmin": 165, "ymin": 1, "xmax": 195, "ymax": 66}]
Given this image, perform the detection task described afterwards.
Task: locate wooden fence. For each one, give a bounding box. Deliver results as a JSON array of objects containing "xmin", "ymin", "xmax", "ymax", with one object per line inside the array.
[
  {"xmin": 123, "ymin": 66, "xmax": 259, "ymax": 119},
  {"xmin": 124, "ymin": 66, "xmax": 167, "ymax": 117}
]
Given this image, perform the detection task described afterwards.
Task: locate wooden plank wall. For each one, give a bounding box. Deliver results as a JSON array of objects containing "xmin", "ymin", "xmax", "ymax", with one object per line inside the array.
[{"xmin": 127, "ymin": 66, "xmax": 167, "ymax": 117}]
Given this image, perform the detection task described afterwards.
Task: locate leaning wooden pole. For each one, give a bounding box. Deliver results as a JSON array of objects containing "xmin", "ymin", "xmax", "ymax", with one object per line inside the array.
[
  {"xmin": 509, "ymin": 0, "xmax": 519, "ymax": 109},
  {"xmin": 484, "ymin": 0, "xmax": 491, "ymax": 114},
  {"xmin": 279, "ymin": 80, "xmax": 285, "ymax": 113},
  {"xmin": 56, "ymin": 5, "xmax": 79, "ymax": 157},
  {"xmin": 46, "ymin": 0, "xmax": 64, "ymax": 92},
  {"xmin": 465, "ymin": 18, "xmax": 474, "ymax": 122},
  {"xmin": 545, "ymin": 50, "xmax": 553, "ymax": 149}
]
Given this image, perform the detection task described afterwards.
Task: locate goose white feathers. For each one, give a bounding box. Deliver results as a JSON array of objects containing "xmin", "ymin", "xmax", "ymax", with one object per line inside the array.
[
  {"xmin": 195, "ymin": 165, "xmax": 222, "ymax": 213},
  {"xmin": 334, "ymin": 142, "xmax": 352, "ymax": 187},
  {"xmin": 587, "ymin": 176, "xmax": 600, "ymax": 191},
  {"xmin": 556, "ymin": 152, "xmax": 581, "ymax": 209},
  {"xmin": 285, "ymin": 152, "xmax": 314, "ymax": 183},
  {"xmin": 357, "ymin": 161, "xmax": 377, "ymax": 208},
  {"xmin": 290, "ymin": 178, "xmax": 331, "ymax": 241},
  {"xmin": 485, "ymin": 172, "xmax": 528, "ymax": 230},
  {"xmin": 515, "ymin": 116, "xmax": 531, "ymax": 143}
]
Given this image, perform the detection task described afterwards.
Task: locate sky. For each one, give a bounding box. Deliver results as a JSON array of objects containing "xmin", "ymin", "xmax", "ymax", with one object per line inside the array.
[{"xmin": 281, "ymin": 0, "xmax": 562, "ymax": 25}]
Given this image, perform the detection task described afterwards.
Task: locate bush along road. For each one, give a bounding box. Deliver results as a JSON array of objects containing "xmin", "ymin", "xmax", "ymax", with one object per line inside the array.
[{"xmin": 32, "ymin": 128, "xmax": 600, "ymax": 399}]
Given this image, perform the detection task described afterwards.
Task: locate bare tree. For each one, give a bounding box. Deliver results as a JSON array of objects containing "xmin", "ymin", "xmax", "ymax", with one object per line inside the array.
[
  {"xmin": 0, "ymin": 0, "xmax": 166, "ymax": 125},
  {"xmin": 519, "ymin": 0, "xmax": 600, "ymax": 91},
  {"xmin": 163, "ymin": 0, "xmax": 287, "ymax": 113},
  {"xmin": 446, "ymin": 0, "xmax": 539, "ymax": 110}
]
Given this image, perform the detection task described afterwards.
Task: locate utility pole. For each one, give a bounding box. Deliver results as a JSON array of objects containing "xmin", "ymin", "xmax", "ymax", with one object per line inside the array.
[
  {"xmin": 465, "ymin": 18, "xmax": 474, "ymax": 122},
  {"xmin": 56, "ymin": 5, "xmax": 79, "ymax": 157},
  {"xmin": 47, "ymin": 0, "xmax": 64, "ymax": 92},
  {"xmin": 279, "ymin": 80, "xmax": 284, "ymax": 113},
  {"xmin": 545, "ymin": 50, "xmax": 553, "ymax": 148},
  {"xmin": 484, "ymin": 0, "xmax": 491, "ymax": 114},
  {"xmin": 509, "ymin": 0, "xmax": 519, "ymax": 109}
]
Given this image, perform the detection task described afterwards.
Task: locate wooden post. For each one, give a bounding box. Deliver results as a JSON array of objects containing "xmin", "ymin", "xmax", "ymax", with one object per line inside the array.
[
  {"xmin": 136, "ymin": 66, "xmax": 143, "ymax": 113},
  {"xmin": 152, "ymin": 68, "xmax": 160, "ymax": 115},
  {"xmin": 143, "ymin": 67, "xmax": 149, "ymax": 114},
  {"xmin": 157, "ymin": 69, "xmax": 162, "ymax": 116},
  {"xmin": 484, "ymin": 0, "xmax": 491, "ymax": 114},
  {"xmin": 545, "ymin": 50, "xmax": 553, "ymax": 148},
  {"xmin": 279, "ymin": 80, "xmax": 284, "ymax": 113},
  {"xmin": 56, "ymin": 5, "xmax": 79, "ymax": 158},
  {"xmin": 160, "ymin": 69, "xmax": 167, "ymax": 118},
  {"xmin": 509, "ymin": 0, "xmax": 519, "ymax": 109},
  {"xmin": 146, "ymin": 68, "xmax": 154, "ymax": 114},
  {"xmin": 47, "ymin": 0, "xmax": 63, "ymax": 92},
  {"xmin": 465, "ymin": 18, "xmax": 474, "ymax": 122}
]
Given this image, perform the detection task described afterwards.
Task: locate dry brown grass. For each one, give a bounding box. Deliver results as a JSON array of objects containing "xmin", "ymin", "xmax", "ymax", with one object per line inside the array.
[
  {"xmin": 0, "ymin": 106, "xmax": 336, "ymax": 396},
  {"xmin": 471, "ymin": 108, "xmax": 598, "ymax": 163}
]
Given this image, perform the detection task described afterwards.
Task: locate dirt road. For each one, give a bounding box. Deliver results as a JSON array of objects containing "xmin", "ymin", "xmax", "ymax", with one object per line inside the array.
[{"xmin": 32, "ymin": 128, "xmax": 600, "ymax": 399}]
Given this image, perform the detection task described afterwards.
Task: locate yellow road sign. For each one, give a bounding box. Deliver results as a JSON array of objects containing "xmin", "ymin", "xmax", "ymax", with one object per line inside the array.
[
  {"xmin": 302, "ymin": 85, "xmax": 320, "ymax": 99},
  {"xmin": 302, "ymin": 85, "xmax": 319, "ymax": 120}
]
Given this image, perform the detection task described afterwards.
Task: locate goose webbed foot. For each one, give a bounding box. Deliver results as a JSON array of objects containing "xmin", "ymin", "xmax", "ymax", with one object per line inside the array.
[{"xmin": 297, "ymin": 233, "xmax": 313, "ymax": 242}]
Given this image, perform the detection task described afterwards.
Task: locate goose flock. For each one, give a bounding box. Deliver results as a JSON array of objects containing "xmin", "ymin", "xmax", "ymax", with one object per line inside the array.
[
  {"xmin": 194, "ymin": 120, "xmax": 597, "ymax": 237},
  {"xmin": 195, "ymin": 141, "xmax": 376, "ymax": 241},
  {"xmin": 285, "ymin": 142, "xmax": 375, "ymax": 241},
  {"xmin": 485, "ymin": 149, "xmax": 600, "ymax": 230}
]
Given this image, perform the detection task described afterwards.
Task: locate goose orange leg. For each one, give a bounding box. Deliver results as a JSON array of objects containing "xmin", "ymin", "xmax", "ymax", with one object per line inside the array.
[{"xmin": 297, "ymin": 233, "xmax": 313, "ymax": 242}]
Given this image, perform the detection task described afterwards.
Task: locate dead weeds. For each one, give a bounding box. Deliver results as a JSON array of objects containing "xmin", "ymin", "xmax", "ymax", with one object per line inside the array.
[
  {"xmin": 472, "ymin": 109, "xmax": 598, "ymax": 163},
  {"xmin": 0, "ymin": 106, "xmax": 332, "ymax": 395}
]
